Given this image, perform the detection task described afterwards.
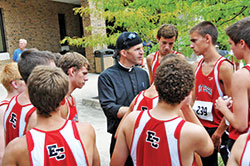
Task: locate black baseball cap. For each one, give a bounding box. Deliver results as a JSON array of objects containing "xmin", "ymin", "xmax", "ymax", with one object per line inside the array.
[{"xmin": 116, "ymin": 32, "xmax": 142, "ymax": 50}]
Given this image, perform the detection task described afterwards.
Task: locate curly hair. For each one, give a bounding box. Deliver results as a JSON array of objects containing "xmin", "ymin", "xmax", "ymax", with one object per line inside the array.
[
  {"xmin": 154, "ymin": 57, "xmax": 194, "ymax": 105},
  {"xmin": 28, "ymin": 66, "xmax": 69, "ymax": 117}
]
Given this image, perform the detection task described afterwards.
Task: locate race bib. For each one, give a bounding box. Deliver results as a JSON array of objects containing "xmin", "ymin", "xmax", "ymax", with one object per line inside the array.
[{"xmin": 192, "ymin": 100, "xmax": 213, "ymax": 122}]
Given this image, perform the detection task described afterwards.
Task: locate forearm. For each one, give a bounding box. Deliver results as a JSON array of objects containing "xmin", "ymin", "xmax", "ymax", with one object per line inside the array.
[
  {"xmin": 181, "ymin": 105, "xmax": 202, "ymax": 126},
  {"xmin": 117, "ymin": 106, "xmax": 129, "ymax": 119},
  {"xmin": 213, "ymin": 118, "xmax": 228, "ymax": 138}
]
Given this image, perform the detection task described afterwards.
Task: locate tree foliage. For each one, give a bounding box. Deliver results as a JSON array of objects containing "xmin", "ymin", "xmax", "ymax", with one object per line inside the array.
[{"xmin": 62, "ymin": 0, "xmax": 250, "ymax": 57}]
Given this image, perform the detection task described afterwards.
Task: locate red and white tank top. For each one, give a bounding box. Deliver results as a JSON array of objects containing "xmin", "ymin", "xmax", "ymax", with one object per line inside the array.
[
  {"xmin": 130, "ymin": 110, "xmax": 185, "ymax": 166},
  {"xmin": 132, "ymin": 90, "xmax": 159, "ymax": 112},
  {"xmin": 0, "ymin": 99, "xmax": 9, "ymax": 107},
  {"xmin": 193, "ymin": 57, "xmax": 231, "ymax": 128},
  {"xmin": 240, "ymin": 133, "xmax": 250, "ymax": 166},
  {"xmin": 151, "ymin": 50, "xmax": 181, "ymax": 83},
  {"xmin": 3, "ymin": 95, "xmax": 36, "ymax": 145},
  {"xmin": 66, "ymin": 95, "xmax": 78, "ymax": 122},
  {"xmin": 229, "ymin": 64, "xmax": 250, "ymax": 140},
  {"xmin": 26, "ymin": 120, "xmax": 89, "ymax": 166}
]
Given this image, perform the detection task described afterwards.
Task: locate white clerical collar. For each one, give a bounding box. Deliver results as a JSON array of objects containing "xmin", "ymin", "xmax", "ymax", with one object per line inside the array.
[{"xmin": 118, "ymin": 61, "xmax": 134, "ymax": 72}]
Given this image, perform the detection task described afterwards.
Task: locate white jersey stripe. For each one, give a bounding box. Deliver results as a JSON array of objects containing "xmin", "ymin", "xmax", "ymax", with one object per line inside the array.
[
  {"xmin": 152, "ymin": 97, "xmax": 159, "ymax": 108},
  {"xmin": 151, "ymin": 52, "xmax": 159, "ymax": 73},
  {"xmin": 133, "ymin": 92, "xmax": 144, "ymax": 112},
  {"xmin": 214, "ymin": 57, "xmax": 225, "ymax": 97},
  {"xmin": 241, "ymin": 141, "xmax": 250, "ymax": 165},
  {"xmin": 60, "ymin": 122, "xmax": 87, "ymax": 166},
  {"xmin": 164, "ymin": 118, "xmax": 182, "ymax": 166},
  {"xmin": 30, "ymin": 130, "xmax": 45, "ymax": 166},
  {"xmin": 19, "ymin": 105, "xmax": 34, "ymax": 136},
  {"xmin": 130, "ymin": 111, "xmax": 151, "ymax": 165}
]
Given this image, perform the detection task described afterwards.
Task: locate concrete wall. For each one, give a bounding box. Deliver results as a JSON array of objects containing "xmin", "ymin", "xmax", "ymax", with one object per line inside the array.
[{"xmin": 0, "ymin": 0, "xmax": 82, "ymax": 56}]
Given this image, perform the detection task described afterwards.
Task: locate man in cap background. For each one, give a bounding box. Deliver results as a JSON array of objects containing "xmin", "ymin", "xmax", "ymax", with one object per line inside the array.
[{"xmin": 98, "ymin": 32, "xmax": 150, "ymax": 165}]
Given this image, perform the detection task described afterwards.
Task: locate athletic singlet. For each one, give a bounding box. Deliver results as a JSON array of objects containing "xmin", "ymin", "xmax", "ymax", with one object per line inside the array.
[
  {"xmin": 66, "ymin": 95, "xmax": 78, "ymax": 122},
  {"xmin": 26, "ymin": 120, "xmax": 89, "ymax": 166},
  {"xmin": 0, "ymin": 99, "xmax": 9, "ymax": 107},
  {"xmin": 132, "ymin": 90, "xmax": 159, "ymax": 112},
  {"xmin": 130, "ymin": 110, "xmax": 185, "ymax": 166},
  {"xmin": 151, "ymin": 50, "xmax": 182, "ymax": 83},
  {"xmin": 193, "ymin": 57, "xmax": 232, "ymax": 128},
  {"xmin": 229, "ymin": 64, "xmax": 250, "ymax": 140},
  {"xmin": 240, "ymin": 133, "xmax": 250, "ymax": 166},
  {"xmin": 3, "ymin": 95, "xmax": 36, "ymax": 145}
]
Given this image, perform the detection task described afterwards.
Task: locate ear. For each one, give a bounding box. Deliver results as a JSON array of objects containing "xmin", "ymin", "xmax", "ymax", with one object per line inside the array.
[
  {"xmin": 239, "ymin": 39, "xmax": 246, "ymax": 48},
  {"xmin": 11, "ymin": 80, "xmax": 18, "ymax": 89},
  {"xmin": 67, "ymin": 67, "xmax": 75, "ymax": 76},
  {"xmin": 204, "ymin": 34, "xmax": 212, "ymax": 44},
  {"xmin": 156, "ymin": 35, "xmax": 160, "ymax": 42},
  {"xmin": 120, "ymin": 49, "xmax": 127, "ymax": 57}
]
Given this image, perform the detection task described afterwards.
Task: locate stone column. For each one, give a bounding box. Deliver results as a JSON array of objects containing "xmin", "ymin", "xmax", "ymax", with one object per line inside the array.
[{"xmin": 81, "ymin": 0, "xmax": 107, "ymax": 73}]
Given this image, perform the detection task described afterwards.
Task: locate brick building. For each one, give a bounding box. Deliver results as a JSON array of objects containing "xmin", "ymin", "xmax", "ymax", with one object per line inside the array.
[{"xmin": 0, "ymin": 0, "xmax": 106, "ymax": 72}]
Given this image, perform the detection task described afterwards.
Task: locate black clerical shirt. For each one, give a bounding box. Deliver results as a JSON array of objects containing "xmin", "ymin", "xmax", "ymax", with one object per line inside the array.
[{"xmin": 98, "ymin": 62, "xmax": 150, "ymax": 134}]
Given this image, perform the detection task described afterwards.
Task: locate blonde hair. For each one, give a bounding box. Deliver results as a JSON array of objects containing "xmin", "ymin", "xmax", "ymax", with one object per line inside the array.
[{"xmin": 0, "ymin": 62, "xmax": 22, "ymax": 92}]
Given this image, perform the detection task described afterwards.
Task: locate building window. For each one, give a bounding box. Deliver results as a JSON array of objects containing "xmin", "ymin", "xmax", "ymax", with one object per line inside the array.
[
  {"xmin": 58, "ymin": 14, "xmax": 67, "ymax": 41},
  {"xmin": 0, "ymin": 9, "xmax": 7, "ymax": 52}
]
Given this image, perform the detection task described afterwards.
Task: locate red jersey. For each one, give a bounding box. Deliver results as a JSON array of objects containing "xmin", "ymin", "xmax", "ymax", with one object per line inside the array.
[
  {"xmin": 66, "ymin": 95, "xmax": 78, "ymax": 122},
  {"xmin": 130, "ymin": 110, "xmax": 185, "ymax": 166},
  {"xmin": 240, "ymin": 133, "xmax": 250, "ymax": 166},
  {"xmin": 0, "ymin": 99, "xmax": 9, "ymax": 107},
  {"xmin": 229, "ymin": 64, "xmax": 250, "ymax": 140},
  {"xmin": 151, "ymin": 50, "xmax": 182, "ymax": 83},
  {"xmin": 193, "ymin": 57, "xmax": 231, "ymax": 128},
  {"xmin": 26, "ymin": 120, "xmax": 89, "ymax": 166},
  {"xmin": 132, "ymin": 90, "xmax": 159, "ymax": 112},
  {"xmin": 3, "ymin": 95, "xmax": 36, "ymax": 145}
]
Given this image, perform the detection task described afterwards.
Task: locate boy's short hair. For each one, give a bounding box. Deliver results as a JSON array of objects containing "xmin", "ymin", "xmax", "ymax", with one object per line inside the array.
[
  {"xmin": 0, "ymin": 62, "xmax": 22, "ymax": 92},
  {"xmin": 28, "ymin": 66, "xmax": 69, "ymax": 117},
  {"xmin": 190, "ymin": 21, "xmax": 218, "ymax": 45},
  {"xmin": 157, "ymin": 24, "xmax": 178, "ymax": 40},
  {"xmin": 226, "ymin": 17, "xmax": 250, "ymax": 48},
  {"xmin": 18, "ymin": 50, "xmax": 56, "ymax": 83},
  {"xmin": 58, "ymin": 52, "xmax": 89, "ymax": 75},
  {"xmin": 155, "ymin": 56, "xmax": 194, "ymax": 105}
]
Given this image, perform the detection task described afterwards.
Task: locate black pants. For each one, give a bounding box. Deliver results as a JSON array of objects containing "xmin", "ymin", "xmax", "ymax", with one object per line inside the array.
[
  {"xmin": 201, "ymin": 127, "xmax": 229, "ymax": 166},
  {"xmin": 110, "ymin": 134, "xmax": 133, "ymax": 166}
]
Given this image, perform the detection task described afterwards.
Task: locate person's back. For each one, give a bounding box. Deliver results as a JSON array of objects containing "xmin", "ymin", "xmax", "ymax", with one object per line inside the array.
[
  {"xmin": 110, "ymin": 57, "xmax": 213, "ymax": 166},
  {"xmin": 132, "ymin": 84, "xmax": 159, "ymax": 112},
  {"xmin": 2, "ymin": 66, "xmax": 100, "ymax": 166},
  {"xmin": 3, "ymin": 50, "xmax": 56, "ymax": 146}
]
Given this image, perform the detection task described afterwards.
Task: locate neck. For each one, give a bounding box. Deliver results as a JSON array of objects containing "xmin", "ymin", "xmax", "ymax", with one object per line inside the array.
[
  {"xmin": 17, "ymin": 89, "xmax": 31, "ymax": 105},
  {"xmin": 35, "ymin": 108, "xmax": 66, "ymax": 131},
  {"xmin": 119, "ymin": 58, "xmax": 134, "ymax": 68},
  {"xmin": 158, "ymin": 50, "xmax": 173, "ymax": 57},
  {"xmin": 243, "ymin": 49, "xmax": 250, "ymax": 65},
  {"xmin": 5, "ymin": 90, "xmax": 20, "ymax": 101},
  {"xmin": 150, "ymin": 101, "xmax": 180, "ymax": 120},
  {"xmin": 202, "ymin": 46, "xmax": 220, "ymax": 63}
]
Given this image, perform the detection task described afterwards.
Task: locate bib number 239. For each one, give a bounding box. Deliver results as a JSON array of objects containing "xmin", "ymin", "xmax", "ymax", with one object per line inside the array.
[{"xmin": 192, "ymin": 100, "xmax": 213, "ymax": 122}]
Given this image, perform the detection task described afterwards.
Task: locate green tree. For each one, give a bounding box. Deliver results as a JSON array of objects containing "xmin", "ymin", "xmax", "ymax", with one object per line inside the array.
[{"xmin": 62, "ymin": 0, "xmax": 250, "ymax": 57}]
